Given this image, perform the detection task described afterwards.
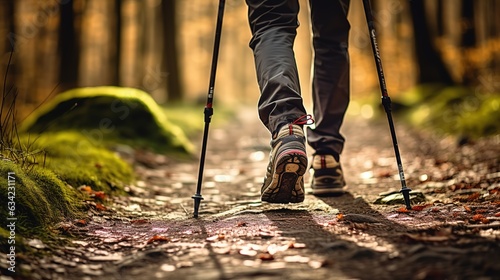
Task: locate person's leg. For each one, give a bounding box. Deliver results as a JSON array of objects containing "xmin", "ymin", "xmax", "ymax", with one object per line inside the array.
[
  {"xmin": 246, "ymin": 0, "xmax": 307, "ymax": 134},
  {"xmin": 307, "ymin": 0, "xmax": 350, "ymax": 195},
  {"xmin": 307, "ymin": 0, "xmax": 350, "ymax": 157},
  {"xmin": 246, "ymin": 0, "xmax": 309, "ymax": 203}
]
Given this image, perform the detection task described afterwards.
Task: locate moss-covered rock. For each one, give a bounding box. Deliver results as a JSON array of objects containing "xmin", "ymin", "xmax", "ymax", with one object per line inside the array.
[
  {"xmin": 20, "ymin": 86, "xmax": 194, "ymax": 155},
  {"xmin": 0, "ymin": 129, "xmax": 135, "ymax": 248},
  {"xmin": 0, "ymin": 160, "xmax": 82, "ymax": 240},
  {"xmin": 23, "ymin": 131, "xmax": 135, "ymax": 193}
]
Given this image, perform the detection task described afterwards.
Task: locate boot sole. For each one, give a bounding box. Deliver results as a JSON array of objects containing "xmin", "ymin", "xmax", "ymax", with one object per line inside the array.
[{"xmin": 261, "ymin": 151, "xmax": 307, "ymax": 203}]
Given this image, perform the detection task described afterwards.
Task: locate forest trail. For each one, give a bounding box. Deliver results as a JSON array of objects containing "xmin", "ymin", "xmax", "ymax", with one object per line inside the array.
[{"xmin": 12, "ymin": 106, "xmax": 500, "ymax": 280}]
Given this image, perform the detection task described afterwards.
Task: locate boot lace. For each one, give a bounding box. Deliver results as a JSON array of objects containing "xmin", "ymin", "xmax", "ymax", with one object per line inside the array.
[{"xmin": 288, "ymin": 114, "xmax": 314, "ymax": 135}]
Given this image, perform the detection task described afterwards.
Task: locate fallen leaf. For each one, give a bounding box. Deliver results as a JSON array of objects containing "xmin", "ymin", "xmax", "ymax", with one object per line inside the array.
[
  {"xmin": 481, "ymin": 218, "xmax": 490, "ymax": 224},
  {"xmin": 397, "ymin": 207, "xmax": 410, "ymax": 213},
  {"xmin": 467, "ymin": 193, "xmax": 480, "ymax": 201},
  {"xmin": 147, "ymin": 235, "xmax": 170, "ymax": 244},
  {"xmin": 257, "ymin": 252, "xmax": 274, "ymax": 261},
  {"xmin": 78, "ymin": 185, "xmax": 93, "ymax": 194},
  {"xmin": 336, "ymin": 213, "xmax": 344, "ymax": 220},
  {"xmin": 131, "ymin": 219, "xmax": 149, "ymax": 225},
  {"xmin": 95, "ymin": 203, "xmax": 107, "ymax": 211},
  {"xmin": 412, "ymin": 204, "xmax": 429, "ymax": 211},
  {"xmin": 236, "ymin": 222, "xmax": 248, "ymax": 227},
  {"xmin": 75, "ymin": 219, "xmax": 87, "ymax": 226},
  {"xmin": 472, "ymin": 214, "xmax": 485, "ymax": 221},
  {"xmin": 93, "ymin": 191, "xmax": 107, "ymax": 200},
  {"xmin": 489, "ymin": 188, "xmax": 499, "ymax": 194},
  {"xmin": 495, "ymin": 212, "xmax": 500, "ymax": 217},
  {"xmin": 464, "ymin": 205, "xmax": 472, "ymax": 212}
]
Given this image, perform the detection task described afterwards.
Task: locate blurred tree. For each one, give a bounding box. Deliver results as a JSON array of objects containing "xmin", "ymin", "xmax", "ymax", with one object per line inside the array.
[
  {"xmin": 409, "ymin": 0, "xmax": 455, "ymax": 85},
  {"xmin": 120, "ymin": 0, "xmax": 143, "ymax": 89},
  {"xmin": 162, "ymin": 0, "xmax": 183, "ymax": 102},
  {"xmin": 460, "ymin": 0, "xmax": 477, "ymax": 86},
  {"xmin": 58, "ymin": 0, "xmax": 79, "ymax": 91},
  {"xmin": 0, "ymin": 0, "xmax": 15, "ymax": 52},
  {"xmin": 0, "ymin": 0, "xmax": 16, "ymax": 122},
  {"xmin": 1, "ymin": 0, "xmax": 15, "ymax": 70},
  {"xmin": 2, "ymin": 0, "xmax": 495, "ymax": 108},
  {"xmin": 114, "ymin": 0, "xmax": 122, "ymax": 85},
  {"xmin": 436, "ymin": 0, "xmax": 444, "ymax": 37}
]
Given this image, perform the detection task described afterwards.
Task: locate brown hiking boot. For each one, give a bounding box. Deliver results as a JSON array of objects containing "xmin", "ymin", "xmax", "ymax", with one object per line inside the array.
[
  {"xmin": 310, "ymin": 154, "xmax": 346, "ymax": 196},
  {"xmin": 261, "ymin": 123, "xmax": 308, "ymax": 203}
]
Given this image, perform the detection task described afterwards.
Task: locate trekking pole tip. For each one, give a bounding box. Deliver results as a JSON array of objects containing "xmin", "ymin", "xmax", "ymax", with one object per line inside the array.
[
  {"xmin": 192, "ymin": 194, "xmax": 204, "ymax": 218},
  {"xmin": 400, "ymin": 187, "xmax": 412, "ymax": 210}
]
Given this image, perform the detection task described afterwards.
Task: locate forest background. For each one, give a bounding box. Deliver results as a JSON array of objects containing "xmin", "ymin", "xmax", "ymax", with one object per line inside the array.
[{"xmin": 0, "ymin": 0, "xmax": 498, "ymax": 123}]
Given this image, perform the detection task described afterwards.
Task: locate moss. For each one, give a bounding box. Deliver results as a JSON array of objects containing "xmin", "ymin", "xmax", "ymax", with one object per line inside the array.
[
  {"xmin": 162, "ymin": 102, "xmax": 237, "ymax": 137},
  {"xmin": 0, "ymin": 129, "xmax": 134, "ymax": 248},
  {"xmin": 397, "ymin": 85, "xmax": 500, "ymax": 139},
  {"xmin": 20, "ymin": 86, "xmax": 194, "ymax": 155},
  {"xmin": 454, "ymin": 95, "xmax": 500, "ymax": 137},
  {"xmin": 21, "ymin": 131, "xmax": 134, "ymax": 193},
  {"xmin": 0, "ymin": 160, "xmax": 82, "ymax": 238},
  {"xmin": 393, "ymin": 84, "xmax": 446, "ymax": 108}
]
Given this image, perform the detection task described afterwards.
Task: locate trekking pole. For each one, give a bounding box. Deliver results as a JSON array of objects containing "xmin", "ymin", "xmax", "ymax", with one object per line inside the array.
[
  {"xmin": 362, "ymin": 0, "xmax": 412, "ymax": 210},
  {"xmin": 193, "ymin": 0, "xmax": 226, "ymax": 218}
]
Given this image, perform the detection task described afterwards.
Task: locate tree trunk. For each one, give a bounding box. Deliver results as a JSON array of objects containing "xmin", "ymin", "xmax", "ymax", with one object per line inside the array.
[
  {"xmin": 58, "ymin": 0, "xmax": 79, "ymax": 91},
  {"xmin": 162, "ymin": 0, "xmax": 183, "ymax": 102},
  {"xmin": 114, "ymin": 0, "xmax": 122, "ymax": 85},
  {"xmin": 409, "ymin": 0, "xmax": 455, "ymax": 85},
  {"xmin": 436, "ymin": 0, "xmax": 444, "ymax": 37},
  {"xmin": 0, "ymin": 0, "xmax": 16, "ymax": 126},
  {"xmin": 460, "ymin": 0, "xmax": 477, "ymax": 86}
]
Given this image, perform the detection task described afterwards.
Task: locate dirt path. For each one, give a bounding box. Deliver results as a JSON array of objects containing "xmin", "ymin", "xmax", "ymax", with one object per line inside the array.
[{"xmin": 11, "ymin": 107, "xmax": 500, "ymax": 280}]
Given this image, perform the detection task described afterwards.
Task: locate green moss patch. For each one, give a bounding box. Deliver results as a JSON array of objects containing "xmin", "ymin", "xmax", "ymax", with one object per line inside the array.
[
  {"xmin": 0, "ymin": 128, "xmax": 136, "ymax": 244},
  {"xmin": 162, "ymin": 102, "xmax": 237, "ymax": 137},
  {"xmin": 20, "ymin": 86, "xmax": 194, "ymax": 155},
  {"xmin": 0, "ymin": 160, "xmax": 82, "ymax": 241},
  {"xmin": 396, "ymin": 85, "xmax": 500, "ymax": 139},
  {"xmin": 23, "ymin": 131, "xmax": 134, "ymax": 193}
]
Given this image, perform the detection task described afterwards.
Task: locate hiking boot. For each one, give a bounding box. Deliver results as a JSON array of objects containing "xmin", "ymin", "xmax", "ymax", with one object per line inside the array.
[
  {"xmin": 261, "ymin": 123, "xmax": 308, "ymax": 203},
  {"xmin": 310, "ymin": 154, "xmax": 346, "ymax": 195}
]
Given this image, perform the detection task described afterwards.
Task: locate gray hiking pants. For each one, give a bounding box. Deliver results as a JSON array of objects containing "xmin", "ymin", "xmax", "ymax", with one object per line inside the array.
[{"xmin": 246, "ymin": 0, "xmax": 350, "ymax": 156}]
